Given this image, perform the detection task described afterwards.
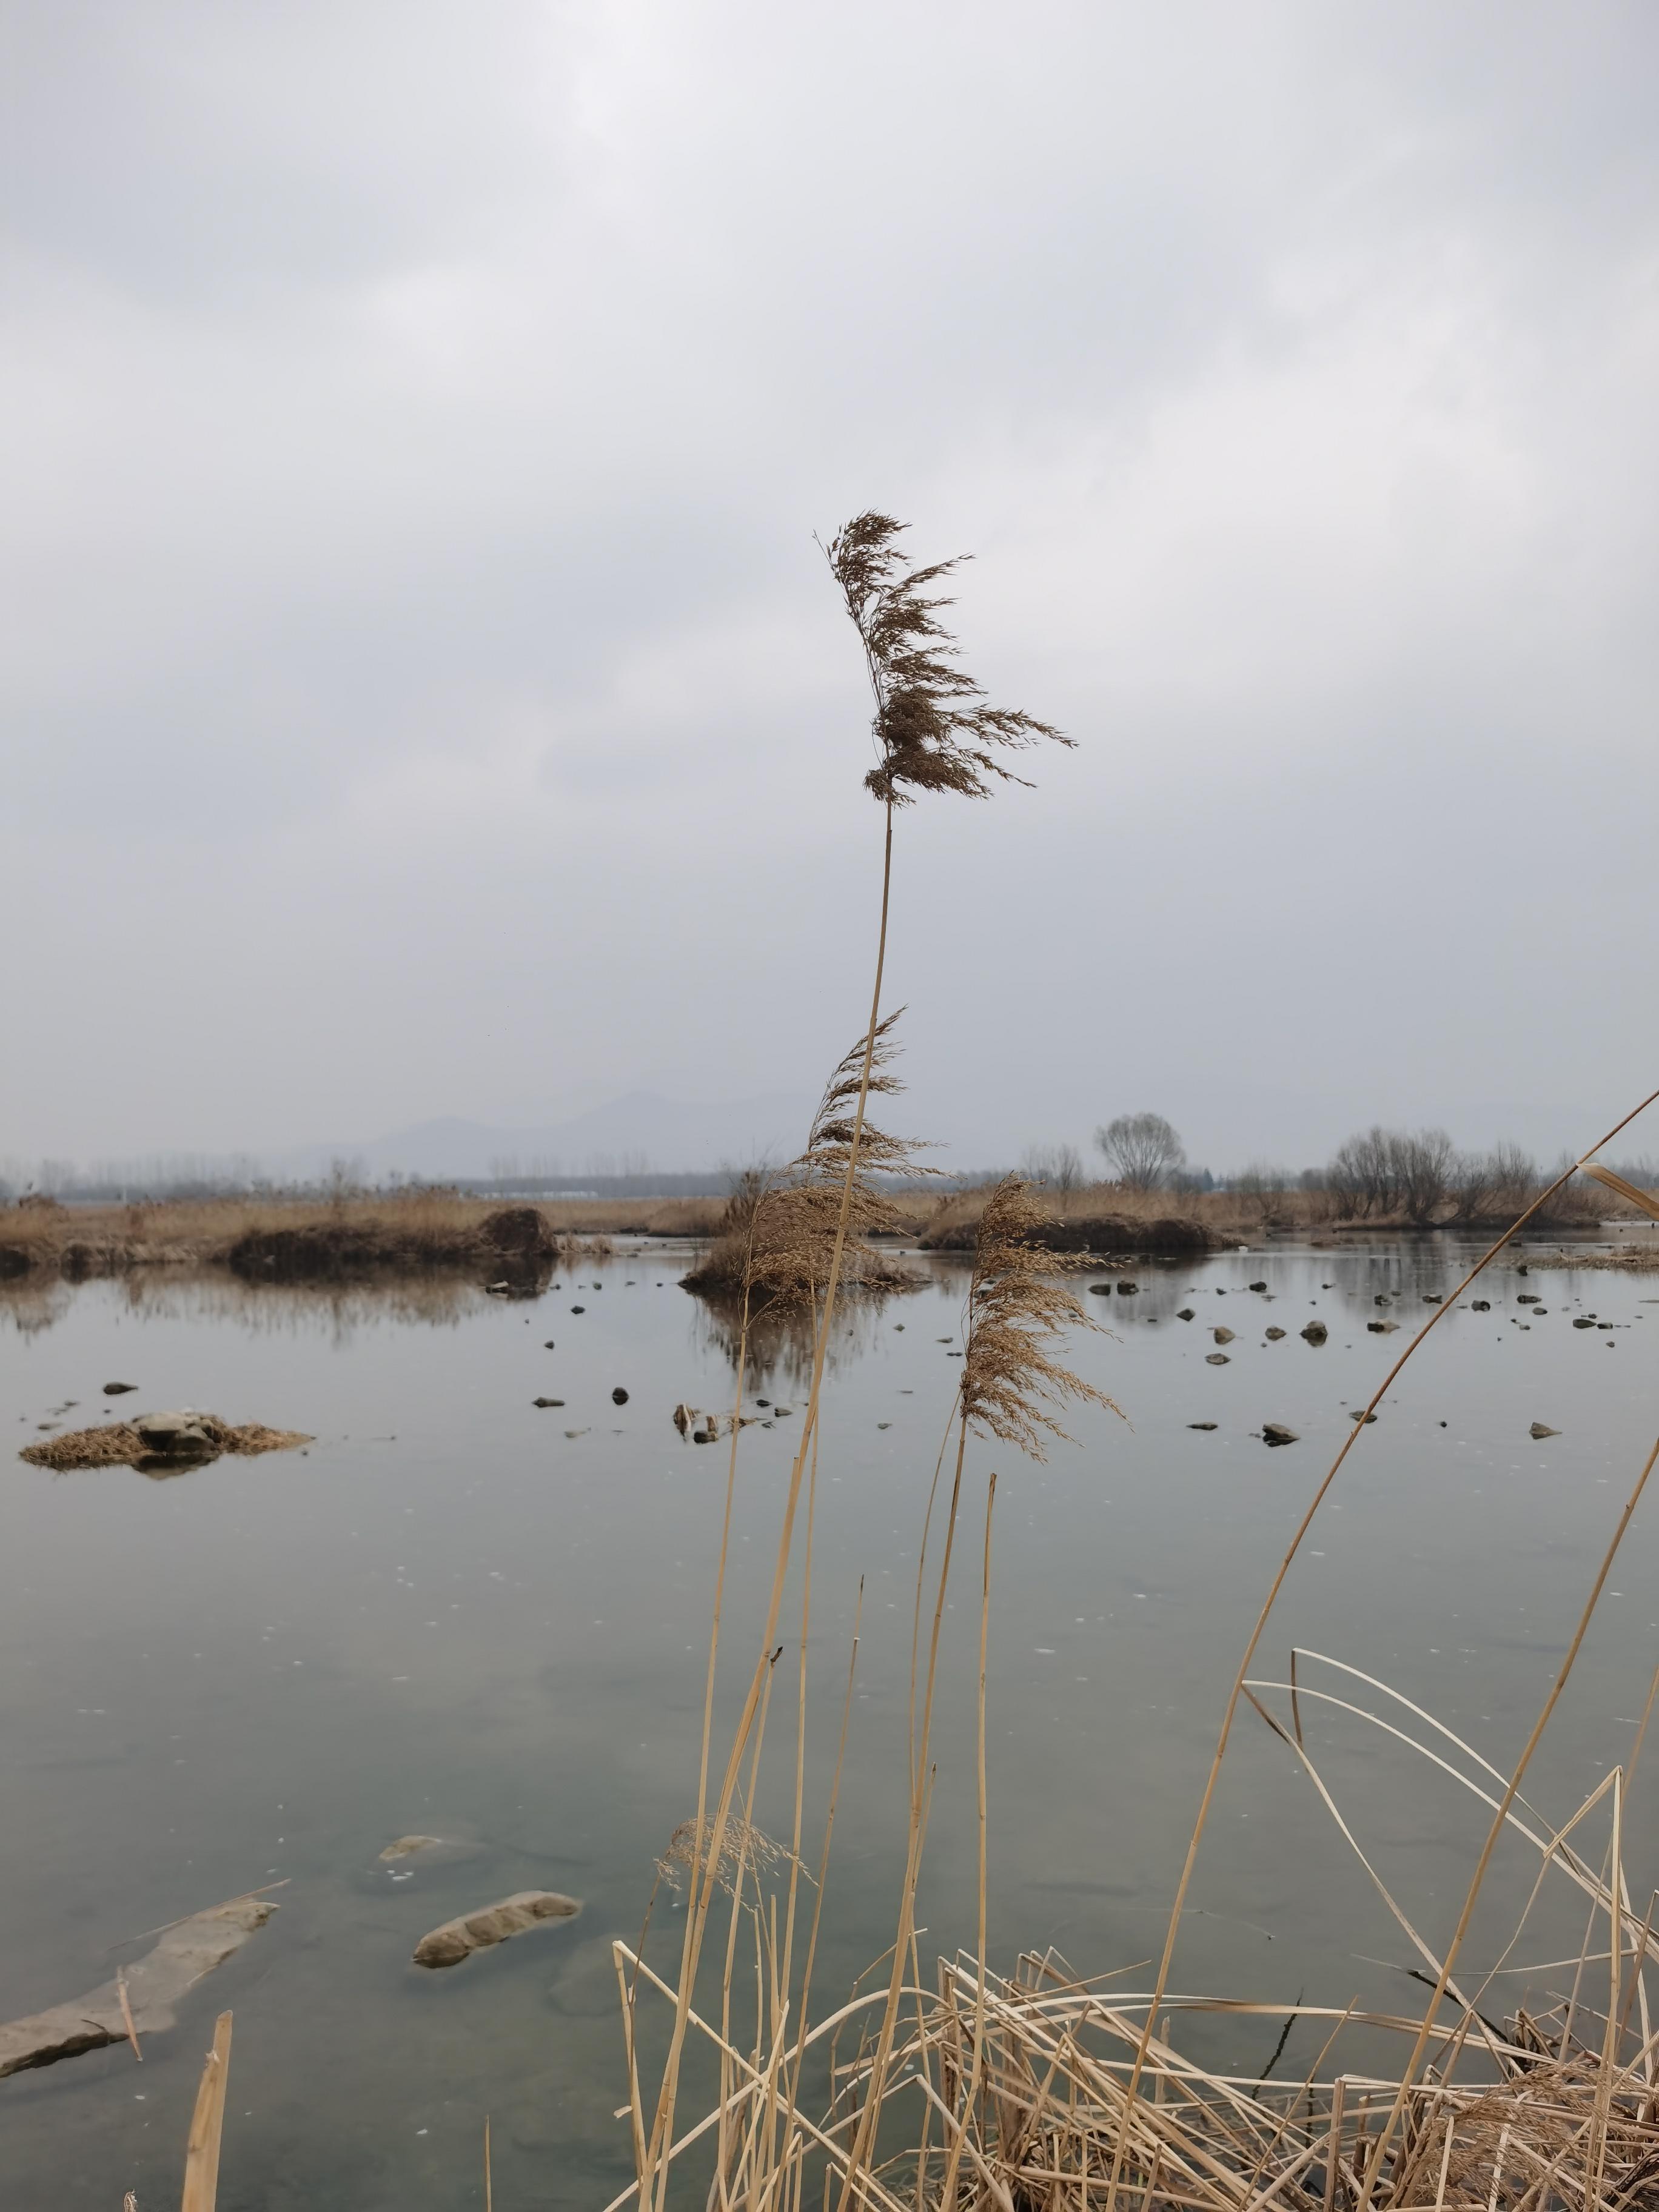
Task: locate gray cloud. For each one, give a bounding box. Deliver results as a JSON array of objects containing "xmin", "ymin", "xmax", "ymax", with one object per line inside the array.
[{"xmin": 4, "ymin": 1, "xmax": 1657, "ymax": 1171}]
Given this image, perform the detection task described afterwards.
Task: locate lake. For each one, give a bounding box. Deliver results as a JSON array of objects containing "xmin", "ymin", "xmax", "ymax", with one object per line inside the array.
[{"xmin": 2, "ymin": 1235, "xmax": 1656, "ymax": 2208}]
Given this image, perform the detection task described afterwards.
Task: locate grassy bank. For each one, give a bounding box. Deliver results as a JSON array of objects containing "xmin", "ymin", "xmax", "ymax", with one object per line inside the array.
[{"xmin": 0, "ymin": 1188, "xmax": 727, "ymax": 1282}]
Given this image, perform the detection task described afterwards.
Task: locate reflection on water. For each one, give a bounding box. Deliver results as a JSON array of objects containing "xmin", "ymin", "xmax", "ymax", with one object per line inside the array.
[
  {"xmin": 2, "ymin": 1238, "xmax": 1658, "ymax": 2207},
  {"xmin": 689, "ymin": 1276, "xmax": 934, "ymax": 1390}
]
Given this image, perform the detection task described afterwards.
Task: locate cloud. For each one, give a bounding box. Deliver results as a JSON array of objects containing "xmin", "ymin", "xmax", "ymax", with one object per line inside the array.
[{"xmin": 4, "ymin": 1, "xmax": 1657, "ymax": 1164}]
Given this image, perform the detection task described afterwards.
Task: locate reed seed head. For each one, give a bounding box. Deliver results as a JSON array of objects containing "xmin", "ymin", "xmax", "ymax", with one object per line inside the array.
[
  {"xmin": 959, "ymin": 1175, "xmax": 1122, "ymax": 1458},
  {"xmin": 824, "ymin": 511, "xmax": 1071, "ymax": 806}
]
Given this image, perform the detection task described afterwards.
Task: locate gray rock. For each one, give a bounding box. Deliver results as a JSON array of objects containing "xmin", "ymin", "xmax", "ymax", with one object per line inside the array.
[
  {"xmin": 133, "ymin": 1410, "xmax": 215, "ymax": 1456},
  {"xmin": 1261, "ymin": 1423, "xmax": 1298, "ymax": 1446},
  {"xmin": 0, "ymin": 1897, "xmax": 275, "ymax": 2078},
  {"xmin": 1265, "ymin": 1327, "xmax": 1285, "ymax": 1340},
  {"xmin": 1248, "ymin": 1280, "xmax": 1267, "ymax": 1293},
  {"xmin": 1529, "ymin": 1422, "xmax": 1560, "ymax": 1439},
  {"xmin": 1212, "ymin": 1326, "xmax": 1235, "ymax": 1344},
  {"xmin": 1205, "ymin": 1352, "xmax": 1230, "ymax": 1366},
  {"xmin": 1116, "ymin": 1281, "xmax": 1139, "ymax": 1295},
  {"xmin": 1367, "ymin": 1321, "xmax": 1399, "ymax": 1335},
  {"xmin": 1472, "ymin": 1299, "xmax": 1491, "ymax": 1310},
  {"xmin": 1574, "ymin": 1318, "xmax": 1595, "ymax": 1329},
  {"xmin": 1349, "ymin": 1409, "xmax": 1378, "ymax": 1423},
  {"xmin": 532, "ymin": 1397, "xmax": 565, "ymax": 1409},
  {"xmin": 611, "ymin": 1387, "xmax": 629, "ymax": 1405},
  {"xmin": 1301, "ymin": 1321, "xmax": 1328, "ymax": 1345},
  {"xmin": 1188, "ymin": 1421, "xmax": 1218, "ymax": 1431},
  {"xmin": 412, "ymin": 1891, "xmax": 581, "ymax": 1970},
  {"xmin": 101, "ymin": 1381, "xmax": 138, "ymax": 1395},
  {"xmin": 1517, "ymin": 1293, "xmax": 1541, "ymax": 1305},
  {"xmin": 1176, "ymin": 1308, "xmax": 1195, "ymax": 1322}
]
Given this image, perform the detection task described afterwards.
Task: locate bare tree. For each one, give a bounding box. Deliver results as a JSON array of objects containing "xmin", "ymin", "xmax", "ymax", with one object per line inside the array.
[
  {"xmin": 1395, "ymin": 1128, "xmax": 1453, "ymax": 1224},
  {"xmin": 1094, "ymin": 1113, "xmax": 1185, "ymax": 1190},
  {"xmin": 1021, "ymin": 1142, "xmax": 1084, "ymax": 1193}
]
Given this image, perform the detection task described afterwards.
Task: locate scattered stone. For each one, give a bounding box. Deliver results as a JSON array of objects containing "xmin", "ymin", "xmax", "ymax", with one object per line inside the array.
[
  {"xmin": 1374, "ymin": 1294, "xmax": 1392, "ymax": 1306},
  {"xmin": 1088, "ymin": 1284, "xmax": 1112, "ymax": 1295},
  {"xmin": 1517, "ymin": 1293, "xmax": 1541, "ymax": 1305},
  {"xmin": 380, "ymin": 1835, "xmax": 444, "ymax": 1862},
  {"xmin": 571, "ymin": 1305, "xmax": 586, "ymax": 1313},
  {"xmin": 1265, "ymin": 1327, "xmax": 1285, "ymax": 1341},
  {"xmin": 544, "ymin": 1340, "xmax": 556, "ymax": 1349},
  {"xmin": 1301, "ymin": 1321, "xmax": 1327, "ymax": 1345},
  {"xmin": 484, "ymin": 1281, "xmax": 512, "ymax": 1296},
  {"xmin": 1367, "ymin": 1321, "xmax": 1399, "ymax": 1334},
  {"xmin": 412, "ymin": 1891, "xmax": 581, "ymax": 1970},
  {"xmin": 611, "ymin": 1387, "xmax": 629, "ymax": 1405},
  {"xmin": 532, "ymin": 1398, "xmax": 565, "ymax": 1409},
  {"xmin": 1116, "ymin": 1282, "xmax": 1138, "ymax": 1296},
  {"xmin": 102, "ymin": 1381, "xmax": 138, "ymax": 1396},
  {"xmin": 1349, "ymin": 1410, "xmax": 1378, "ymax": 1423},
  {"xmin": 1212, "ymin": 1327, "xmax": 1235, "ymax": 1344},
  {"xmin": 563, "ymin": 1428, "xmax": 589, "ymax": 1439},
  {"xmin": 1176, "ymin": 1308, "xmax": 1195, "ymax": 1322},
  {"xmin": 1423, "ymin": 1294, "xmax": 1443, "ymax": 1304},
  {"xmin": 21, "ymin": 1412, "xmax": 310, "ymax": 1473},
  {"xmin": 1248, "ymin": 1280, "xmax": 1267, "ymax": 1293},
  {"xmin": 1472, "ymin": 1299, "xmax": 1491, "ymax": 1311},
  {"xmin": 1573, "ymin": 1318, "xmax": 1595, "ymax": 1329},
  {"xmin": 1529, "ymin": 1423, "xmax": 1560, "ymax": 1439},
  {"xmin": 1261, "ymin": 1424, "xmax": 1299, "ymax": 1447},
  {"xmin": 0, "ymin": 1896, "xmax": 276, "ymax": 2078},
  {"xmin": 672, "ymin": 1404, "xmax": 698, "ymax": 1435},
  {"xmin": 1188, "ymin": 1421, "xmax": 1218, "ymax": 1431},
  {"xmin": 1205, "ymin": 1353, "xmax": 1230, "ymax": 1366}
]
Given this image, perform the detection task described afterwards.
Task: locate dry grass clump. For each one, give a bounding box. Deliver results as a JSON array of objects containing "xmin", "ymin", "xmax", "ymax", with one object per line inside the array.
[
  {"xmin": 21, "ymin": 1416, "xmax": 310, "ymax": 1470},
  {"xmin": 682, "ymin": 1016, "xmax": 930, "ymax": 1306}
]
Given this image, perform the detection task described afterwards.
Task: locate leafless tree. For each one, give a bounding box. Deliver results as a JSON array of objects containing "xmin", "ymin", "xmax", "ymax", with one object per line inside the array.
[
  {"xmin": 1021, "ymin": 1142, "xmax": 1085, "ymax": 1193},
  {"xmin": 1094, "ymin": 1113, "xmax": 1185, "ymax": 1190}
]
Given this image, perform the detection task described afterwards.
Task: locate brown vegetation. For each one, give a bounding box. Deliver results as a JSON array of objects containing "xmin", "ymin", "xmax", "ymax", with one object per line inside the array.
[
  {"xmin": 0, "ymin": 1188, "xmax": 725, "ymax": 1284},
  {"xmin": 21, "ymin": 1415, "xmax": 310, "ymax": 1471}
]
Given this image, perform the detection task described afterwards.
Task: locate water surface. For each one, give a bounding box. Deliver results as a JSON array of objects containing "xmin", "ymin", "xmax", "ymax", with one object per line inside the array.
[{"xmin": 2, "ymin": 1237, "xmax": 1656, "ymax": 2207}]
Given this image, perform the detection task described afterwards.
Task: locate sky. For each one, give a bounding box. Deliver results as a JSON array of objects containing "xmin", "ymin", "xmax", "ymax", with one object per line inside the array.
[{"xmin": 5, "ymin": 1, "xmax": 1658, "ymax": 1177}]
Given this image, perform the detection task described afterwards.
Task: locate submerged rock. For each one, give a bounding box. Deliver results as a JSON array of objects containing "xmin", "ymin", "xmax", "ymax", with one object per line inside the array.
[
  {"xmin": 0, "ymin": 1896, "xmax": 275, "ymax": 2078},
  {"xmin": 1367, "ymin": 1321, "xmax": 1399, "ymax": 1335},
  {"xmin": 21, "ymin": 1413, "xmax": 310, "ymax": 1473},
  {"xmin": 1261, "ymin": 1423, "xmax": 1299, "ymax": 1446},
  {"xmin": 412, "ymin": 1891, "xmax": 581, "ymax": 1969},
  {"xmin": 1205, "ymin": 1352, "xmax": 1230, "ymax": 1366}
]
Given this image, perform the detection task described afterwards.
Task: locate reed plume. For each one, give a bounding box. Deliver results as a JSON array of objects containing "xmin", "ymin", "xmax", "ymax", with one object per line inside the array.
[
  {"xmin": 960, "ymin": 1173, "xmax": 1122, "ymax": 1456},
  {"xmin": 824, "ymin": 511, "xmax": 1071, "ymax": 804}
]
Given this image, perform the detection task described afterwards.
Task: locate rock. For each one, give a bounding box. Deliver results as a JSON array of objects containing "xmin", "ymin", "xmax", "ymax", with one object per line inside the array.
[
  {"xmin": 570, "ymin": 1304, "xmax": 585, "ymax": 1313},
  {"xmin": 1265, "ymin": 1327, "xmax": 1285, "ymax": 1340},
  {"xmin": 1212, "ymin": 1327, "xmax": 1235, "ymax": 1344},
  {"xmin": 544, "ymin": 1340, "xmax": 556, "ymax": 1348},
  {"xmin": 532, "ymin": 1398, "xmax": 565, "ymax": 1409},
  {"xmin": 1088, "ymin": 1284, "xmax": 1113, "ymax": 1295},
  {"xmin": 1188, "ymin": 1421, "xmax": 1218, "ymax": 1431},
  {"xmin": 102, "ymin": 1381, "xmax": 138, "ymax": 1395},
  {"xmin": 1301, "ymin": 1321, "xmax": 1327, "ymax": 1344},
  {"xmin": 380, "ymin": 1835, "xmax": 444, "ymax": 1862},
  {"xmin": 1349, "ymin": 1410, "xmax": 1378, "ymax": 1423},
  {"xmin": 1517, "ymin": 1293, "xmax": 1540, "ymax": 1305},
  {"xmin": 1176, "ymin": 1309, "xmax": 1195, "ymax": 1322},
  {"xmin": 1423, "ymin": 1294, "xmax": 1443, "ymax": 1304},
  {"xmin": 1248, "ymin": 1281, "xmax": 1267, "ymax": 1293},
  {"xmin": 412, "ymin": 1891, "xmax": 581, "ymax": 1969},
  {"xmin": 1116, "ymin": 1281, "xmax": 1138, "ymax": 1295},
  {"xmin": 1205, "ymin": 1352, "xmax": 1230, "ymax": 1366},
  {"xmin": 1472, "ymin": 1299, "xmax": 1491, "ymax": 1311},
  {"xmin": 1574, "ymin": 1318, "xmax": 1595, "ymax": 1329},
  {"xmin": 1517, "ymin": 1264, "xmax": 1529, "ymax": 1275},
  {"xmin": 133, "ymin": 1411, "xmax": 216, "ymax": 1457},
  {"xmin": 672, "ymin": 1404, "xmax": 698, "ymax": 1435},
  {"xmin": 1374, "ymin": 1294, "xmax": 1392, "ymax": 1306},
  {"xmin": 611, "ymin": 1387, "xmax": 629, "ymax": 1405},
  {"xmin": 563, "ymin": 1427, "xmax": 589, "ymax": 1439},
  {"xmin": 0, "ymin": 1896, "xmax": 275, "ymax": 2079},
  {"xmin": 484, "ymin": 1281, "xmax": 512, "ymax": 1296},
  {"xmin": 1261, "ymin": 1424, "xmax": 1298, "ymax": 1446},
  {"xmin": 1367, "ymin": 1321, "xmax": 1399, "ymax": 1335},
  {"xmin": 1529, "ymin": 1422, "xmax": 1560, "ymax": 1439}
]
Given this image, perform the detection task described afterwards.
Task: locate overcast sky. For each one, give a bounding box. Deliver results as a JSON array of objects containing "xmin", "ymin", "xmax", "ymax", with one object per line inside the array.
[{"xmin": 5, "ymin": 2, "xmax": 1658, "ymax": 1175}]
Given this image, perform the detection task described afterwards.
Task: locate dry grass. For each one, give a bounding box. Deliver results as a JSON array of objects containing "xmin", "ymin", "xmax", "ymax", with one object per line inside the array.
[
  {"xmin": 20, "ymin": 1416, "xmax": 312, "ymax": 1470},
  {"xmin": 0, "ymin": 1188, "xmax": 725, "ymax": 1281}
]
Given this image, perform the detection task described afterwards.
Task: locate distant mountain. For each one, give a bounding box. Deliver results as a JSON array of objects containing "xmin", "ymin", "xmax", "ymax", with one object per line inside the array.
[{"xmin": 277, "ymin": 1090, "xmax": 816, "ymax": 1183}]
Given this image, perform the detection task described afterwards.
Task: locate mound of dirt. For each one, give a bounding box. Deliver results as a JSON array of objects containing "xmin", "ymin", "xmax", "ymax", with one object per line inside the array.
[
  {"xmin": 920, "ymin": 1214, "xmax": 1225, "ymax": 1256},
  {"xmin": 20, "ymin": 1414, "xmax": 311, "ymax": 1472}
]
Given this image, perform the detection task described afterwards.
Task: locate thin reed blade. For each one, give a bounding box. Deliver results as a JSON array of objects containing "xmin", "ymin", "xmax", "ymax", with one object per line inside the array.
[
  {"xmin": 1581, "ymin": 1162, "xmax": 1659, "ymax": 1221},
  {"xmin": 180, "ymin": 2011, "xmax": 233, "ymax": 2212}
]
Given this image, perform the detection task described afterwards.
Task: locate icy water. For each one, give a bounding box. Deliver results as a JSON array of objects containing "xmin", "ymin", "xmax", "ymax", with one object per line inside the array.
[{"xmin": 2, "ymin": 1236, "xmax": 1658, "ymax": 2209}]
